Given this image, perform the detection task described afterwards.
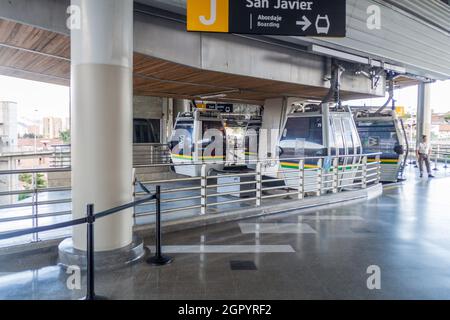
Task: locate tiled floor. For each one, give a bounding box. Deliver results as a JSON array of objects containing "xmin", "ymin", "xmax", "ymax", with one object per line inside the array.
[{"xmin": 1, "ymin": 165, "xmax": 450, "ymax": 300}]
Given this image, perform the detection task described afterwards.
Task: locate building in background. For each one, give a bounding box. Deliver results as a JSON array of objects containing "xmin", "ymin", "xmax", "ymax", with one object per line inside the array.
[
  {"xmin": 43, "ymin": 117, "xmax": 63, "ymax": 139},
  {"xmin": 25, "ymin": 124, "xmax": 40, "ymax": 137},
  {"xmin": 432, "ymin": 112, "xmax": 450, "ymax": 143},
  {"xmin": 0, "ymin": 101, "xmax": 18, "ymax": 154},
  {"xmin": 63, "ymin": 117, "xmax": 70, "ymax": 132},
  {"xmin": 0, "ymin": 101, "xmax": 19, "ymax": 205}
]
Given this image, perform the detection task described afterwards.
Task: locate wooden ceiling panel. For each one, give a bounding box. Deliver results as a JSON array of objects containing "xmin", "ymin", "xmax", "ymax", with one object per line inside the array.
[
  {"xmin": 0, "ymin": 46, "xmax": 70, "ymax": 80},
  {"xmin": 0, "ymin": 19, "xmax": 381, "ymax": 104}
]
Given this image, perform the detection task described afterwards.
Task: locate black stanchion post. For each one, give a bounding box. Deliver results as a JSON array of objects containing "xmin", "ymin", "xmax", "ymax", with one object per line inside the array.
[
  {"xmin": 147, "ymin": 186, "xmax": 173, "ymax": 266},
  {"xmin": 82, "ymin": 204, "xmax": 107, "ymax": 300}
]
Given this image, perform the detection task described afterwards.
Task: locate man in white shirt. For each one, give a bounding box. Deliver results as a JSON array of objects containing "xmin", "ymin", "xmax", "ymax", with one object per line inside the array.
[{"xmin": 416, "ymin": 135, "xmax": 434, "ymax": 178}]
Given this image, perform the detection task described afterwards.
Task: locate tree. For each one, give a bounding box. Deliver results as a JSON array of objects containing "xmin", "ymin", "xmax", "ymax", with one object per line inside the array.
[
  {"xmin": 18, "ymin": 173, "xmax": 47, "ymax": 201},
  {"xmin": 60, "ymin": 130, "xmax": 71, "ymax": 144},
  {"xmin": 21, "ymin": 133, "xmax": 43, "ymax": 139}
]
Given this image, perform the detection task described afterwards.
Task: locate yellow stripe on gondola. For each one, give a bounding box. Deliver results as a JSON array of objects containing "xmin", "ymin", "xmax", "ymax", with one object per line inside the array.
[
  {"xmin": 368, "ymin": 159, "xmax": 399, "ymax": 164},
  {"xmin": 201, "ymin": 155, "xmax": 226, "ymax": 160},
  {"xmin": 171, "ymin": 154, "xmax": 193, "ymax": 160},
  {"xmin": 171, "ymin": 154, "xmax": 225, "ymax": 160},
  {"xmin": 280, "ymin": 162, "xmax": 319, "ymax": 169},
  {"xmin": 281, "ymin": 162, "xmax": 355, "ymax": 171}
]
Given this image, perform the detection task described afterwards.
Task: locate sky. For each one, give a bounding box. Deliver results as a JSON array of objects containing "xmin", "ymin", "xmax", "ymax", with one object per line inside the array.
[
  {"xmin": 347, "ymin": 80, "xmax": 450, "ymax": 115},
  {"xmin": 0, "ymin": 76, "xmax": 70, "ymax": 124},
  {"xmin": 0, "ymin": 75, "xmax": 449, "ymax": 124}
]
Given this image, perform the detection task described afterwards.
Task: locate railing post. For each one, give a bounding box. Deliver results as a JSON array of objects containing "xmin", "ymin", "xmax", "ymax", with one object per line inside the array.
[
  {"xmin": 298, "ymin": 160, "xmax": 304, "ymax": 200},
  {"xmin": 132, "ymin": 175, "xmax": 137, "ymax": 226},
  {"xmin": 433, "ymin": 145, "xmax": 439, "ymax": 171},
  {"xmin": 256, "ymin": 162, "xmax": 262, "ymax": 206},
  {"xmin": 147, "ymin": 186, "xmax": 173, "ymax": 266},
  {"xmin": 332, "ymin": 158, "xmax": 339, "ymax": 194},
  {"xmin": 316, "ymin": 159, "xmax": 323, "ymax": 197},
  {"xmin": 376, "ymin": 155, "xmax": 382, "ymax": 184},
  {"xmin": 31, "ymin": 172, "xmax": 40, "ymax": 243},
  {"xmin": 82, "ymin": 204, "xmax": 106, "ymax": 301},
  {"xmin": 200, "ymin": 164, "xmax": 207, "ymax": 215},
  {"xmin": 362, "ymin": 156, "xmax": 368, "ymax": 189}
]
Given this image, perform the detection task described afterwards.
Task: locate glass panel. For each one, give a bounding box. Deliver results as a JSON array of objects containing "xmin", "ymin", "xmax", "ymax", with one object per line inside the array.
[
  {"xmin": 201, "ymin": 120, "xmax": 225, "ymax": 158},
  {"xmin": 333, "ymin": 118, "xmax": 345, "ymax": 156},
  {"xmin": 280, "ymin": 117, "xmax": 326, "ymax": 163},
  {"xmin": 171, "ymin": 120, "xmax": 194, "ymax": 155},
  {"xmin": 342, "ymin": 118, "xmax": 355, "ymax": 155},
  {"xmin": 133, "ymin": 119, "xmax": 161, "ymax": 144},
  {"xmin": 357, "ymin": 120, "xmax": 400, "ymax": 159}
]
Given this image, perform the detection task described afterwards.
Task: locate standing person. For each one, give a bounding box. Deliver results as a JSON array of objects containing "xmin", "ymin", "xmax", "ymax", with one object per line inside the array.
[{"xmin": 416, "ymin": 135, "xmax": 435, "ymax": 178}]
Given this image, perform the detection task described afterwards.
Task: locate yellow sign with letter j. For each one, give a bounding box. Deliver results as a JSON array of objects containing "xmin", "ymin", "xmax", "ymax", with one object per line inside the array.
[{"xmin": 187, "ymin": 0, "xmax": 229, "ymax": 33}]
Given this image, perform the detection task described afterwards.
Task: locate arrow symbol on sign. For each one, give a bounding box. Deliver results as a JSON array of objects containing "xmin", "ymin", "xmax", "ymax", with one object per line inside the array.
[{"xmin": 296, "ymin": 16, "xmax": 312, "ymax": 31}]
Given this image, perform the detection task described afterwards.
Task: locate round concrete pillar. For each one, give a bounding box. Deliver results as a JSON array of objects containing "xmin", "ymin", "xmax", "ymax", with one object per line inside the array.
[
  {"xmin": 70, "ymin": 0, "xmax": 134, "ymax": 252},
  {"xmin": 173, "ymin": 99, "xmax": 191, "ymax": 119},
  {"xmin": 416, "ymin": 82, "xmax": 432, "ymax": 146}
]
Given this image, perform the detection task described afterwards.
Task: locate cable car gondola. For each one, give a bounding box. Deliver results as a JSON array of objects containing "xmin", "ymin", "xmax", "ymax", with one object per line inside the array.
[
  {"xmin": 278, "ymin": 102, "xmax": 363, "ymax": 192},
  {"xmin": 354, "ymin": 108, "xmax": 408, "ymax": 182},
  {"xmin": 352, "ymin": 75, "xmax": 409, "ymax": 183},
  {"xmin": 169, "ymin": 107, "xmax": 262, "ymax": 177}
]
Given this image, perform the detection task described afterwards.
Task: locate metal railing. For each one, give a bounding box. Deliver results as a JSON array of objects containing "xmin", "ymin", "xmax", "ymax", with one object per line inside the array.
[
  {"xmin": 133, "ymin": 144, "xmax": 171, "ymax": 166},
  {"xmin": 0, "ymin": 185, "xmax": 156, "ymax": 300},
  {"xmin": 134, "ymin": 153, "xmax": 382, "ymax": 217},
  {"xmin": 50, "ymin": 144, "xmax": 71, "ymax": 168},
  {"xmin": 407, "ymin": 144, "xmax": 450, "ymax": 170},
  {"xmin": 0, "ymin": 167, "xmax": 72, "ymax": 243},
  {"xmin": 49, "ymin": 144, "xmax": 172, "ymax": 168},
  {"xmin": 0, "ymin": 153, "xmax": 381, "ymax": 247},
  {"xmin": 431, "ymin": 144, "xmax": 450, "ymax": 169}
]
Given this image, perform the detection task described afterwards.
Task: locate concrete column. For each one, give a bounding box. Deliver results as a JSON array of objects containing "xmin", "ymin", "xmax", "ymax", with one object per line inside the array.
[
  {"xmin": 173, "ymin": 99, "xmax": 191, "ymax": 119},
  {"xmin": 416, "ymin": 83, "xmax": 432, "ymax": 146},
  {"xmin": 71, "ymin": 0, "xmax": 134, "ymax": 251},
  {"xmin": 321, "ymin": 103, "xmax": 331, "ymax": 156}
]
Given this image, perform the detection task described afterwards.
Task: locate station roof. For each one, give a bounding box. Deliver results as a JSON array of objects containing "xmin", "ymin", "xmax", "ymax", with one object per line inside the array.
[
  {"xmin": 0, "ymin": 0, "xmax": 449, "ymax": 104},
  {"xmin": 0, "ymin": 18, "xmax": 383, "ymax": 104},
  {"xmin": 137, "ymin": 0, "xmax": 450, "ymax": 81}
]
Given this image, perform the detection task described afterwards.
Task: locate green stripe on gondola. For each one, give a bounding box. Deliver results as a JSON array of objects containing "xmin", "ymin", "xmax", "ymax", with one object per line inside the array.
[
  {"xmin": 171, "ymin": 154, "xmax": 225, "ymax": 160},
  {"xmin": 281, "ymin": 162, "xmax": 354, "ymax": 171},
  {"xmin": 368, "ymin": 158, "xmax": 399, "ymax": 164}
]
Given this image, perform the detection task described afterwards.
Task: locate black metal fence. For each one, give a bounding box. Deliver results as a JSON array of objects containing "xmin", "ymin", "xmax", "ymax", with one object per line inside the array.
[{"xmin": 0, "ymin": 181, "xmax": 171, "ymax": 300}]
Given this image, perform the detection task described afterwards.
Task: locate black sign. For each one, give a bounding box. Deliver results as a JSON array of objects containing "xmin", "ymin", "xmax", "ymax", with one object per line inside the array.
[
  {"xmin": 206, "ymin": 103, "xmax": 234, "ymax": 113},
  {"xmin": 229, "ymin": 0, "xmax": 346, "ymax": 37}
]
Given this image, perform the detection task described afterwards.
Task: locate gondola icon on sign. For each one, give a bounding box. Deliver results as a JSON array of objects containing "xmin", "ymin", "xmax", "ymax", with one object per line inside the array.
[
  {"xmin": 315, "ymin": 15, "xmax": 330, "ymax": 34},
  {"xmin": 368, "ymin": 136, "xmax": 380, "ymax": 147}
]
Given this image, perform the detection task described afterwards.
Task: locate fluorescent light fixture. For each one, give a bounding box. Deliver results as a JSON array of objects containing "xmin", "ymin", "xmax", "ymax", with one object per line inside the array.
[
  {"xmin": 199, "ymin": 93, "xmax": 228, "ymax": 100},
  {"xmin": 198, "ymin": 89, "xmax": 241, "ymax": 100}
]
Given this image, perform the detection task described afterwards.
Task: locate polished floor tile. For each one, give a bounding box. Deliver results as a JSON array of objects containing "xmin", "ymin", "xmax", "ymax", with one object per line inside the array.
[
  {"xmin": 239, "ymin": 223, "xmax": 317, "ymax": 234},
  {"xmin": 1, "ymin": 167, "xmax": 450, "ymax": 300},
  {"xmin": 147, "ymin": 245, "xmax": 296, "ymax": 253}
]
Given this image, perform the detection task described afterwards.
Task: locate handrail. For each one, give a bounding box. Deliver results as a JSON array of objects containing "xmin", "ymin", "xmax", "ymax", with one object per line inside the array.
[
  {"xmin": 0, "ymin": 167, "xmax": 71, "ymax": 175},
  {"xmin": 0, "ymin": 180, "xmax": 157, "ymax": 301},
  {"xmin": 135, "ymin": 152, "xmax": 383, "ymax": 168},
  {"xmin": 0, "ymin": 185, "xmax": 155, "ymax": 241},
  {"xmin": 0, "ymin": 217, "xmax": 88, "ymax": 241},
  {"xmin": 0, "ymin": 152, "xmax": 382, "ymax": 242},
  {"xmin": 95, "ymin": 194, "xmax": 155, "ymax": 220}
]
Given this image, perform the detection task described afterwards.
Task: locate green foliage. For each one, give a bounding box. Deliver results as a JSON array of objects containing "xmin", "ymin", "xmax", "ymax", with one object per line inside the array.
[
  {"xmin": 18, "ymin": 193, "xmax": 30, "ymax": 201},
  {"xmin": 21, "ymin": 133, "xmax": 43, "ymax": 139},
  {"xmin": 18, "ymin": 173, "xmax": 47, "ymax": 201},
  {"xmin": 59, "ymin": 130, "xmax": 71, "ymax": 144},
  {"xmin": 19, "ymin": 173, "xmax": 32, "ymax": 185}
]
